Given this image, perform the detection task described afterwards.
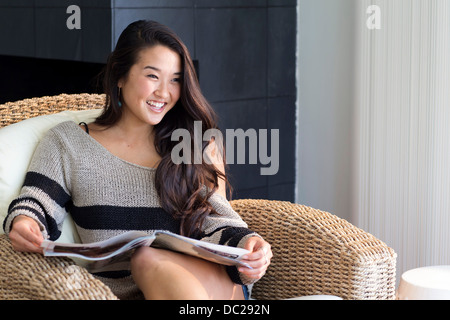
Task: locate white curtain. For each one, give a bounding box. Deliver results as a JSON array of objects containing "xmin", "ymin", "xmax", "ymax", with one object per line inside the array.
[{"xmin": 355, "ymin": 0, "xmax": 450, "ymax": 281}]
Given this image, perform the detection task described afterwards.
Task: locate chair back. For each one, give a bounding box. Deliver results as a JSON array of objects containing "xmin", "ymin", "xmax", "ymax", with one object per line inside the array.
[{"xmin": 0, "ymin": 94, "xmax": 106, "ymax": 128}]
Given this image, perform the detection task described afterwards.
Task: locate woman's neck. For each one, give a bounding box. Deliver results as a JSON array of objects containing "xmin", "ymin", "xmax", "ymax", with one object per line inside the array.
[{"xmin": 114, "ymin": 109, "xmax": 155, "ymax": 147}]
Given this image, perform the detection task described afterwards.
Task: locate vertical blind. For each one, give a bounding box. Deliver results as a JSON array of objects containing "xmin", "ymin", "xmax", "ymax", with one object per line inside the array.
[{"xmin": 355, "ymin": 0, "xmax": 450, "ymax": 281}]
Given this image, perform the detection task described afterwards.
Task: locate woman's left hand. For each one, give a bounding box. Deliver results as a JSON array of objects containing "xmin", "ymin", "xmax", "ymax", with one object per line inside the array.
[{"xmin": 239, "ymin": 236, "xmax": 272, "ymax": 280}]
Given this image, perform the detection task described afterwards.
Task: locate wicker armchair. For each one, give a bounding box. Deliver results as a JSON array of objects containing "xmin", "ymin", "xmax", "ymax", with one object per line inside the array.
[{"xmin": 0, "ymin": 94, "xmax": 397, "ymax": 300}]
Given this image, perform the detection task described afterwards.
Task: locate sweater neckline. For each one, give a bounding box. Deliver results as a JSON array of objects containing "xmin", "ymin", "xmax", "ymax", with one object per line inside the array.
[{"xmin": 69, "ymin": 121, "xmax": 158, "ymax": 171}]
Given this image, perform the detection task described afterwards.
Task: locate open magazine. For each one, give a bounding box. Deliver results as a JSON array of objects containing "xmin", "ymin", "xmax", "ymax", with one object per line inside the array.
[{"xmin": 41, "ymin": 230, "xmax": 251, "ymax": 273}]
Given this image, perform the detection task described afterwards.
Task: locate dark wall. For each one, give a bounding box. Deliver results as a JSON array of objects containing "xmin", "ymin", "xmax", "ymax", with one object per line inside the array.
[
  {"xmin": 0, "ymin": 55, "xmax": 104, "ymax": 103},
  {"xmin": 0, "ymin": 0, "xmax": 297, "ymax": 202}
]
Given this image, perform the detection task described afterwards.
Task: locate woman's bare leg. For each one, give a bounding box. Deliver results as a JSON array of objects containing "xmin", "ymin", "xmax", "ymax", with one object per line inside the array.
[{"xmin": 130, "ymin": 247, "xmax": 245, "ymax": 300}]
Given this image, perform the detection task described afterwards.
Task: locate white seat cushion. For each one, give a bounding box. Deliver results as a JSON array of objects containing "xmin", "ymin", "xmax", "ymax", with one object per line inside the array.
[{"xmin": 0, "ymin": 109, "xmax": 102, "ymax": 243}]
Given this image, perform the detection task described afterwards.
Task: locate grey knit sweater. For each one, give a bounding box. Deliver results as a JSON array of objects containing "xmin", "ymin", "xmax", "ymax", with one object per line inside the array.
[{"xmin": 3, "ymin": 121, "xmax": 258, "ymax": 299}]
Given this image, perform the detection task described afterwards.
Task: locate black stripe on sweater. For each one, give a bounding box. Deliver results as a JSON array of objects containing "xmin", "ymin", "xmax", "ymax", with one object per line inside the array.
[
  {"xmin": 23, "ymin": 171, "xmax": 72, "ymax": 208},
  {"xmin": 220, "ymin": 227, "xmax": 255, "ymax": 247},
  {"xmin": 6, "ymin": 197, "xmax": 62, "ymax": 240},
  {"xmin": 70, "ymin": 205, "xmax": 180, "ymax": 233},
  {"xmin": 201, "ymin": 226, "xmax": 254, "ymax": 246},
  {"xmin": 93, "ymin": 270, "xmax": 131, "ymax": 279}
]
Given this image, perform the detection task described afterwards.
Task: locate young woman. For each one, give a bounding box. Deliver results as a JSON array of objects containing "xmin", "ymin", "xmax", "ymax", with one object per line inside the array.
[{"xmin": 4, "ymin": 20, "xmax": 272, "ymax": 300}]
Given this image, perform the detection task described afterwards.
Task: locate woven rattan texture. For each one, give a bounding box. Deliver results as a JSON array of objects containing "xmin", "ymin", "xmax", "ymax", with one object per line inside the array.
[
  {"xmin": 0, "ymin": 234, "xmax": 118, "ymax": 300},
  {"xmin": 0, "ymin": 94, "xmax": 397, "ymax": 300},
  {"xmin": 230, "ymin": 199, "xmax": 397, "ymax": 300},
  {"xmin": 0, "ymin": 93, "xmax": 106, "ymax": 128}
]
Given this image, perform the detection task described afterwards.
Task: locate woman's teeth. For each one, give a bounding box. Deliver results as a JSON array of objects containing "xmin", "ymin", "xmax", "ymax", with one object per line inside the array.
[{"xmin": 147, "ymin": 101, "xmax": 165, "ymax": 109}]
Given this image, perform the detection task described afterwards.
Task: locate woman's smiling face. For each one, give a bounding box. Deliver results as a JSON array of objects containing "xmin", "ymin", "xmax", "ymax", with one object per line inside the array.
[{"xmin": 118, "ymin": 44, "xmax": 182, "ymax": 126}]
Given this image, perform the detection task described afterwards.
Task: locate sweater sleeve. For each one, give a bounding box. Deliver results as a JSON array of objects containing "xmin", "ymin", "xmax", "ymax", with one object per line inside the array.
[
  {"xmin": 3, "ymin": 128, "xmax": 72, "ymax": 241},
  {"xmin": 200, "ymin": 192, "xmax": 262, "ymax": 285}
]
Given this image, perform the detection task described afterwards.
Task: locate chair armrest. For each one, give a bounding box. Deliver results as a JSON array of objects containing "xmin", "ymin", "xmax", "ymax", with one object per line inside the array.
[
  {"xmin": 230, "ymin": 199, "xmax": 397, "ymax": 300},
  {"xmin": 0, "ymin": 234, "xmax": 118, "ymax": 300}
]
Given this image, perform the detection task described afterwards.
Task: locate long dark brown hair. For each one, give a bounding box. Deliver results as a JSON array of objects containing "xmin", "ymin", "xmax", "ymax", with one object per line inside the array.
[{"xmin": 96, "ymin": 20, "xmax": 229, "ymax": 238}]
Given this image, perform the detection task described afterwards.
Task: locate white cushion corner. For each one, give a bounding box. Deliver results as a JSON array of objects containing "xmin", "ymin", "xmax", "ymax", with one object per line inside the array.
[{"xmin": 0, "ymin": 109, "xmax": 102, "ymax": 240}]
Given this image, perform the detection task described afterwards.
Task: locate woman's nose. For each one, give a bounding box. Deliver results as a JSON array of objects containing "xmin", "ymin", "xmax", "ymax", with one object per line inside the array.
[{"xmin": 155, "ymin": 82, "xmax": 170, "ymax": 99}]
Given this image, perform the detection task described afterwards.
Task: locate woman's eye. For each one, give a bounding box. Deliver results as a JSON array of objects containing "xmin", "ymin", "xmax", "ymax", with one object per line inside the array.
[
  {"xmin": 172, "ymin": 78, "xmax": 181, "ymax": 83},
  {"xmin": 147, "ymin": 74, "xmax": 158, "ymax": 79}
]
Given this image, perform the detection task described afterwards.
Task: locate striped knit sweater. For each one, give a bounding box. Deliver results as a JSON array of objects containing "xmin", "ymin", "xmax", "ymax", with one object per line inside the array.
[{"xmin": 3, "ymin": 121, "xmax": 259, "ymax": 299}]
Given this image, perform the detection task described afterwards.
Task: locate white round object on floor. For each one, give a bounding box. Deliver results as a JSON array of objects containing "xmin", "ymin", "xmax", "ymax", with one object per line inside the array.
[{"xmin": 397, "ymin": 265, "xmax": 450, "ymax": 300}]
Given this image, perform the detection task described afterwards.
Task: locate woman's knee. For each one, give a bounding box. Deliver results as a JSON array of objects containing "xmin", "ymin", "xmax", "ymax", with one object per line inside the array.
[
  {"xmin": 130, "ymin": 247, "xmax": 162, "ymax": 275},
  {"xmin": 130, "ymin": 247, "xmax": 244, "ymax": 299}
]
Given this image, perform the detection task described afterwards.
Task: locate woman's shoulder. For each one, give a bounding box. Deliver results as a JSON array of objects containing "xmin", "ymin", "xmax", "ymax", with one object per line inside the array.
[
  {"xmin": 50, "ymin": 120, "xmax": 80, "ymax": 132},
  {"xmin": 39, "ymin": 121, "xmax": 88, "ymax": 149},
  {"xmin": 46, "ymin": 121, "xmax": 86, "ymax": 138}
]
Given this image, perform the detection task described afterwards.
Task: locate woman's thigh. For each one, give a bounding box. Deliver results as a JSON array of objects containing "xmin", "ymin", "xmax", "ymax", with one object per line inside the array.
[{"xmin": 130, "ymin": 247, "xmax": 245, "ymax": 300}]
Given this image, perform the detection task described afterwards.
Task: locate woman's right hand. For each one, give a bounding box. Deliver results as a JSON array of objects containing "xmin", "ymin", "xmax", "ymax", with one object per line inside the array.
[{"xmin": 9, "ymin": 215, "xmax": 44, "ymax": 253}]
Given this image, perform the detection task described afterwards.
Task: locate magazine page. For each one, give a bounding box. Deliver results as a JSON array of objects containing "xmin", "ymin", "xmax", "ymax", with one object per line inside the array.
[
  {"xmin": 153, "ymin": 231, "xmax": 251, "ymax": 268},
  {"xmin": 41, "ymin": 231, "xmax": 153, "ymax": 260},
  {"xmin": 41, "ymin": 230, "xmax": 251, "ymax": 272},
  {"xmin": 70, "ymin": 251, "xmax": 137, "ymax": 273}
]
